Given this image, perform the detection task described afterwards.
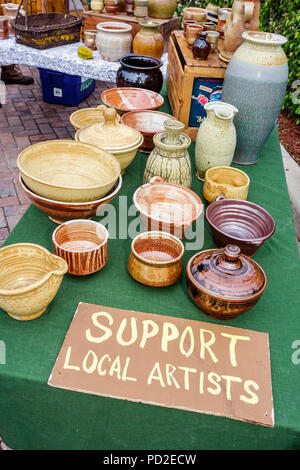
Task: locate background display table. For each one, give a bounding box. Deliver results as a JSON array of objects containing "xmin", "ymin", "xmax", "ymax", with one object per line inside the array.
[
  {"xmin": 0, "ymin": 38, "xmax": 168, "ymax": 81},
  {"xmin": 0, "ymin": 90, "xmax": 300, "ymax": 450}
]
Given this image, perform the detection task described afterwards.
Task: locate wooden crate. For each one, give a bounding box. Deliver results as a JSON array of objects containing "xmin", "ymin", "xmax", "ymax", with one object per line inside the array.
[
  {"xmin": 166, "ymin": 30, "xmax": 227, "ymax": 141},
  {"xmin": 82, "ymin": 11, "xmax": 181, "ymax": 53}
]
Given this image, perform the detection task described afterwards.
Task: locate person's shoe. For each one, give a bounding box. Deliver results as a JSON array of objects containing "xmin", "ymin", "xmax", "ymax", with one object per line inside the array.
[{"xmin": 1, "ymin": 65, "xmax": 34, "ymax": 85}]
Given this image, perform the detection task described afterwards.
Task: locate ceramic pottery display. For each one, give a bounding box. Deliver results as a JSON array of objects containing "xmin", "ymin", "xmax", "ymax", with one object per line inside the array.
[
  {"xmin": 75, "ymin": 108, "xmax": 143, "ymax": 174},
  {"xmin": 120, "ymin": 110, "xmax": 176, "ymax": 153},
  {"xmin": 220, "ymin": 0, "xmax": 260, "ymax": 62},
  {"xmin": 20, "ymin": 175, "xmax": 122, "ymax": 225},
  {"xmin": 148, "ymin": 0, "xmax": 177, "ymax": 19},
  {"xmin": 182, "ymin": 7, "xmax": 207, "ymax": 23},
  {"xmin": 125, "ymin": 0, "xmax": 135, "ymax": 15},
  {"xmin": 186, "ymin": 244, "xmax": 267, "ymax": 320},
  {"xmin": 105, "ymin": 0, "xmax": 119, "ymax": 13},
  {"xmin": 206, "ymin": 31, "xmax": 220, "ymax": 52},
  {"xmin": 83, "ymin": 30, "xmax": 98, "ymax": 50},
  {"xmin": 101, "ymin": 87, "xmax": 164, "ymax": 114},
  {"xmin": 133, "ymin": 176, "xmax": 203, "ymax": 239},
  {"xmin": 217, "ymin": 7, "xmax": 231, "ymax": 38},
  {"xmin": 134, "ymin": 0, "xmax": 148, "ymax": 19},
  {"xmin": 91, "ymin": 0, "xmax": 104, "ymax": 13},
  {"xmin": 195, "ymin": 101, "xmax": 238, "ymax": 180},
  {"xmin": 222, "ymin": 31, "xmax": 288, "ymax": 165},
  {"xmin": 96, "ymin": 22, "xmax": 132, "ymax": 62},
  {"xmin": 192, "ymin": 33, "xmax": 211, "ymax": 60},
  {"xmin": 116, "ymin": 54, "xmax": 163, "ymax": 93},
  {"xmin": 186, "ymin": 24, "xmax": 204, "ymax": 47},
  {"xmin": 206, "ymin": 3, "xmax": 219, "ymax": 24},
  {"xmin": 143, "ymin": 120, "xmax": 192, "ymax": 188},
  {"xmin": 69, "ymin": 105, "xmax": 120, "ymax": 132},
  {"xmin": 133, "ymin": 20, "xmax": 164, "ymax": 59},
  {"xmin": 128, "ymin": 231, "xmax": 184, "ymax": 287},
  {"xmin": 206, "ymin": 195, "xmax": 276, "ymax": 256},
  {"xmin": 52, "ymin": 220, "xmax": 109, "ymax": 276},
  {"xmin": 203, "ymin": 166, "xmax": 250, "ymax": 203},
  {"xmin": 0, "ymin": 243, "xmax": 68, "ymax": 321},
  {"xmin": 17, "ymin": 140, "xmax": 121, "ymax": 203}
]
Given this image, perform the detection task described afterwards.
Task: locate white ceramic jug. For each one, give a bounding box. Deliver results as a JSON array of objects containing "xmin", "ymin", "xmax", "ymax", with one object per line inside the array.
[{"xmin": 195, "ymin": 101, "xmax": 238, "ymax": 180}]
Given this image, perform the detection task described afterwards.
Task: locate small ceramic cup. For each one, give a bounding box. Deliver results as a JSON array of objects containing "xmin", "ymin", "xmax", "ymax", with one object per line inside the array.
[
  {"xmin": 183, "ymin": 19, "xmax": 198, "ymax": 37},
  {"xmin": 203, "ymin": 166, "xmax": 250, "ymax": 203},
  {"xmin": 206, "ymin": 31, "xmax": 220, "ymax": 52},
  {"xmin": 186, "ymin": 23, "xmax": 204, "ymax": 46},
  {"xmin": 203, "ymin": 21, "xmax": 217, "ymax": 31},
  {"xmin": 128, "ymin": 231, "xmax": 184, "ymax": 287},
  {"xmin": 52, "ymin": 219, "xmax": 109, "ymax": 276}
]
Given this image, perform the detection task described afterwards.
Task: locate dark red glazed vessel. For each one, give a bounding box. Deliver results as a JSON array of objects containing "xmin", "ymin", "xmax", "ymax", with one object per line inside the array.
[
  {"xmin": 192, "ymin": 32, "xmax": 211, "ymax": 60},
  {"xmin": 186, "ymin": 244, "xmax": 267, "ymax": 320},
  {"xmin": 206, "ymin": 196, "xmax": 276, "ymax": 256}
]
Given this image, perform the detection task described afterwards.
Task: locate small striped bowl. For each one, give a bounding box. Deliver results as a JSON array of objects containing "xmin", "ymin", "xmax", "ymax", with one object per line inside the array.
[{"xmin": 52, "ymin": 220, "xmax": 108, "ymax": 276}]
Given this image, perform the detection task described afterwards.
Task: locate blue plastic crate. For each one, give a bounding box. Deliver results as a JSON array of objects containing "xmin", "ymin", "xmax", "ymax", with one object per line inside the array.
[{"xmin": 39, "ymin": 68, "xmax": 95, "ymax": 106}]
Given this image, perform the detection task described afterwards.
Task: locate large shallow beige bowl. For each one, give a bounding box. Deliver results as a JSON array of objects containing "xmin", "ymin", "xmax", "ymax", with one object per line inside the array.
[
  {"xmin": 17, "ymin": 140, "xmax": 121, "ymax": 202},
  {"xmin": 0, "ymin": 243, "xmax": 68, "ymax": 321}
]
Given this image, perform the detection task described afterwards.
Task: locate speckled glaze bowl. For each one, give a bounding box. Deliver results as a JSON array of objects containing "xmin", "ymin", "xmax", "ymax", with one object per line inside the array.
[
  {"xmin": 186, "ymin": 244, "xmax": 267, "ymax": 320},
  {"xmin": 203, "ymin": 166, "xmax": 250, "ymax": 203},
  {"xmin": 128, "ymin": 231, "xmax": 184, "ymax": 287},
  {"xmin": 133, "ymin": 176, "xmax": 203, "ymax": 239},
  {"xmin": 20, "ymin": 175, "xmax": 122, "ymax": 225},
  {"xmin": 52, "ymin": 220, "xmax": 109, "ymax": 276},
  {"xmin": 0, "ymin": 243, "xmax": 68, "ymax": 321},
  {"xmin": 206, "ymin": 196, "xmax": 276, "ymax": 256}
]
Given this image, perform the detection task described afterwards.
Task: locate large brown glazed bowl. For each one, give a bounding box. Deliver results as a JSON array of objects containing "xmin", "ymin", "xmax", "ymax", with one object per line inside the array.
[
  {"xmin": 19, "ymin": 175, "xmax": 122, "ymax": 225},
  {"xmin": 186, "ymin": 244, "xmax": 267, "ymax": 320},
  {"xmin": 206, "ymin": 196, "xmax": 275, "ymax": 256}
]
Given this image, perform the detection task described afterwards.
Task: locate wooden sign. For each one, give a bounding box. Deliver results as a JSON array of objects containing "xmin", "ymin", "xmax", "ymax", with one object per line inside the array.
[{"xmin": 48, "ymin": 303, "xmax": 274, "ymax": 427}]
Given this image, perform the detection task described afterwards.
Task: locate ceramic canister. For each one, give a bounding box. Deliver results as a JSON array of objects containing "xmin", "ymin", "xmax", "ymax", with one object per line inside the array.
[
  {"xmin": 96, "ymin": 22, "xmax": 132, "ymax": 62},
  {"xmin": 222, "ymin": 31, "xmax": 289, "ymax": 165},
  {"xmin": 133, "ymin": 20, "xmax": 164, "ymax": 59}
]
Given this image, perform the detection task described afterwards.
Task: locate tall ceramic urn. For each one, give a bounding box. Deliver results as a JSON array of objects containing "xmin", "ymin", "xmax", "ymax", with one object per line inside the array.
[{"xmin": 222, "ymin": 31, "xmax": 288, "ymax": 165}]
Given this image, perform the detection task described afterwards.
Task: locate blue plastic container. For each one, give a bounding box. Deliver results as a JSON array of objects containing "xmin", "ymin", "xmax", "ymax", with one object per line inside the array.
[{"xmin": 39, "ymin": 68, "xmax": 95, "ymax": 106}]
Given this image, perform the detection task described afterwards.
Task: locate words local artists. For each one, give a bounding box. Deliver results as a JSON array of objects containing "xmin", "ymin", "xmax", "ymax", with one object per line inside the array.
[{"xmin": 64, "ymin": 311, "xmax": 260, "ymax": 405}]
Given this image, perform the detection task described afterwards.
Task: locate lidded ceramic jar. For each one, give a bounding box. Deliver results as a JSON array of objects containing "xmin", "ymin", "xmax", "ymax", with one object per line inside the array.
[
  {"xmin": 143, "ymin": 119, "xmax": 192, "ymax": 188},
  {"xmin": 133, "ymin": 20, "xmax": 164, "ymax": 59},
  {"xmin": 222, "ymin": 31, "xmax": 289, "ymax": 165},
  {"xmin": 148, "ymin": 0, "xmax": 177, "ymax": 19},
  {"xmin": 195, "ymin": 101, "xmax": 238, "ymax": 180},
  {"xmin": 96, "ymin": 22, "xmax": 132, "ymax": 62},
  {"xmin": 75, "ymin": 108, "xmax": 143, "ymax": 174},
  {"xmin": 186, "ymin": 244, "xmax": 267, "ymax": 320}
]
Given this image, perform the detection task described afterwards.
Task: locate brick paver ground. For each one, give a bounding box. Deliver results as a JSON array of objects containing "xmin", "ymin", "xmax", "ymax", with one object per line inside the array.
[{"xmin": 0, "ymin": 66, "xmax": 114, "ymax": 246}]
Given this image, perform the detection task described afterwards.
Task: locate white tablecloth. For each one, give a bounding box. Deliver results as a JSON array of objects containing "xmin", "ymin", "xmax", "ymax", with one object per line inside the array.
[{"xmin": 0, "ymin": 38, "xmax": 168, "ymax": 82}]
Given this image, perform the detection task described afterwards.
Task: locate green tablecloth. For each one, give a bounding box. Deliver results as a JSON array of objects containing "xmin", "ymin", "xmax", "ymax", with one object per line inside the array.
[{"xmin": 0, "ymin": 91, "xmax": 300, "ymax": 450}]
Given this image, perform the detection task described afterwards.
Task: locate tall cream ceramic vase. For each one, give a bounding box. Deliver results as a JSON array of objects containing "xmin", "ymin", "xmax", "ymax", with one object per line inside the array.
[{"xmin": 195, "ymin": 101, "xmax": 238, "ymax": 181}]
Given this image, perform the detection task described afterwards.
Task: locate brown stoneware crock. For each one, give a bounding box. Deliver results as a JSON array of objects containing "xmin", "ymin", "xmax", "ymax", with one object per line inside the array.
[
  {"xmin": 186, "ymin": 244, "xmax": 267, "ymax": 320},
  {"xmin": 206, "ymin": 195, "xmax": 276, "ymax": 256}
]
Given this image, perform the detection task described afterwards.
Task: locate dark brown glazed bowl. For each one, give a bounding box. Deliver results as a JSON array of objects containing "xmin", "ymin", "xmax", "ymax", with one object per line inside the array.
[
  {"xmin": 120, "ymin": 110, "xmax": 176, "ymax": 153},
  {"xmin": 206, "ymin": 196, "xmax": 276, "ymax": 256},
  {"xmin": 19, "ymin": 175, "xmax": 122, "ymax": 224},
  {"xmin": 186, "ymin": 244, "xmax": 267, "ymax": 320}
]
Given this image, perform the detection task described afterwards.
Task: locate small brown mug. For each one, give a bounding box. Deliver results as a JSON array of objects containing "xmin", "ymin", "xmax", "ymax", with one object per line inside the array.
[{"xmin": 186, "ymin": 23, "xmax": 204, "ymax": 46}]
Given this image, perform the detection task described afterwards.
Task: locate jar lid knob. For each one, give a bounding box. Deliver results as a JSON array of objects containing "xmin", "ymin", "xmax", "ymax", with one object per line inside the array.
[
  {"xmin": 103, "ymin": 107, "xmax": 118, "ymax": 126},
  {"xmin": 224, "ymin": 244, "xmax": 241, "ymax": 261}
]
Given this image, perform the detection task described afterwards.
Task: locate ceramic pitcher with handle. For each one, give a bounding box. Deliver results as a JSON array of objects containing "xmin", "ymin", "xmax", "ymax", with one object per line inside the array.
[
  {"xmin": 195, "ymin": 101, "xmax": 238, "ymax": 181},
  {"xmin": 220, "ymin": 0, "xmax": 260, "ymax": 62}
]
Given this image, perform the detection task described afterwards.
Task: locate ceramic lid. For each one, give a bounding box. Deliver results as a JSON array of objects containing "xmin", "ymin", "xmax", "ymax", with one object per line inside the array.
[
  {"xmin": 76, "ymin": 108, "xmax": 143, "ymax": 152},
  {"xmin": 188, "ymin": 244, "xmax": 266, "ymax": 300},
  {"xmin": 153, "ymin": 120, "xmax": 191, "ymax": 151}
]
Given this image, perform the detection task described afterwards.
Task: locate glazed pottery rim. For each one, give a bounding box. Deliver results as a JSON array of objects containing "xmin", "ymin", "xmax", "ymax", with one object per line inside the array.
[
  {"xmin": 205, "ymin": 165, "xmax": 250, "ymax": 190},
  {"xmin": 131, "ymin": 231, "xmax": 185, "ymax": 266},
  {"xmin": 0, "ymin": 243, "xmax": 68, "ymax": 296},
  {"xmin": 206, "ymin": 198, "xmax": 276, "ymax": 243},
  {"xmin": 183, "ymin": 7, "xmax": 207, "ymax": 13},
  {"xmin": 120, "ymin": 110, "xmax": 176, "ymax": 134},
  {"xmin": 52, "ymin": 219, "xmax": 109, "ymax": 254},
  {"xmin": 19, "ymin": 174, "xmax": 122, "ymax": 207},
  {"xmin": 139, "ymin": 19, "xmax": 161, "ymax": 29},
  {"xmin": 17, "ymin": 139, "xmax": 121, "ymax": 192},
  {"xmin": 186, "ymin": 248, "xmax": 268, "ymax": 302},
  {"xmin": 133, "ymin": 180, "xmax": 203, "ymax": 226},
  {"xmin": 96, "ymin": 22, "xmax": 133, "ymax": 33},
  {"xmin": 242, "ymin": 30, "xmax": 288, "ymax": 46},
  {"xmin": 119, "ymin": 54, "xmax": 163, "ymax": 71},
  {"xmin": 101, "ymin": 87, "xmax": 164, "ymax": 112}
]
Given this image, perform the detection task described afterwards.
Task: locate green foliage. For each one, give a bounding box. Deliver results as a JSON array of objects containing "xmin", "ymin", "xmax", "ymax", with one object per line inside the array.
[{"xmin": 176, "ymin": 1, "xmax": 300, "ymax": 122}]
